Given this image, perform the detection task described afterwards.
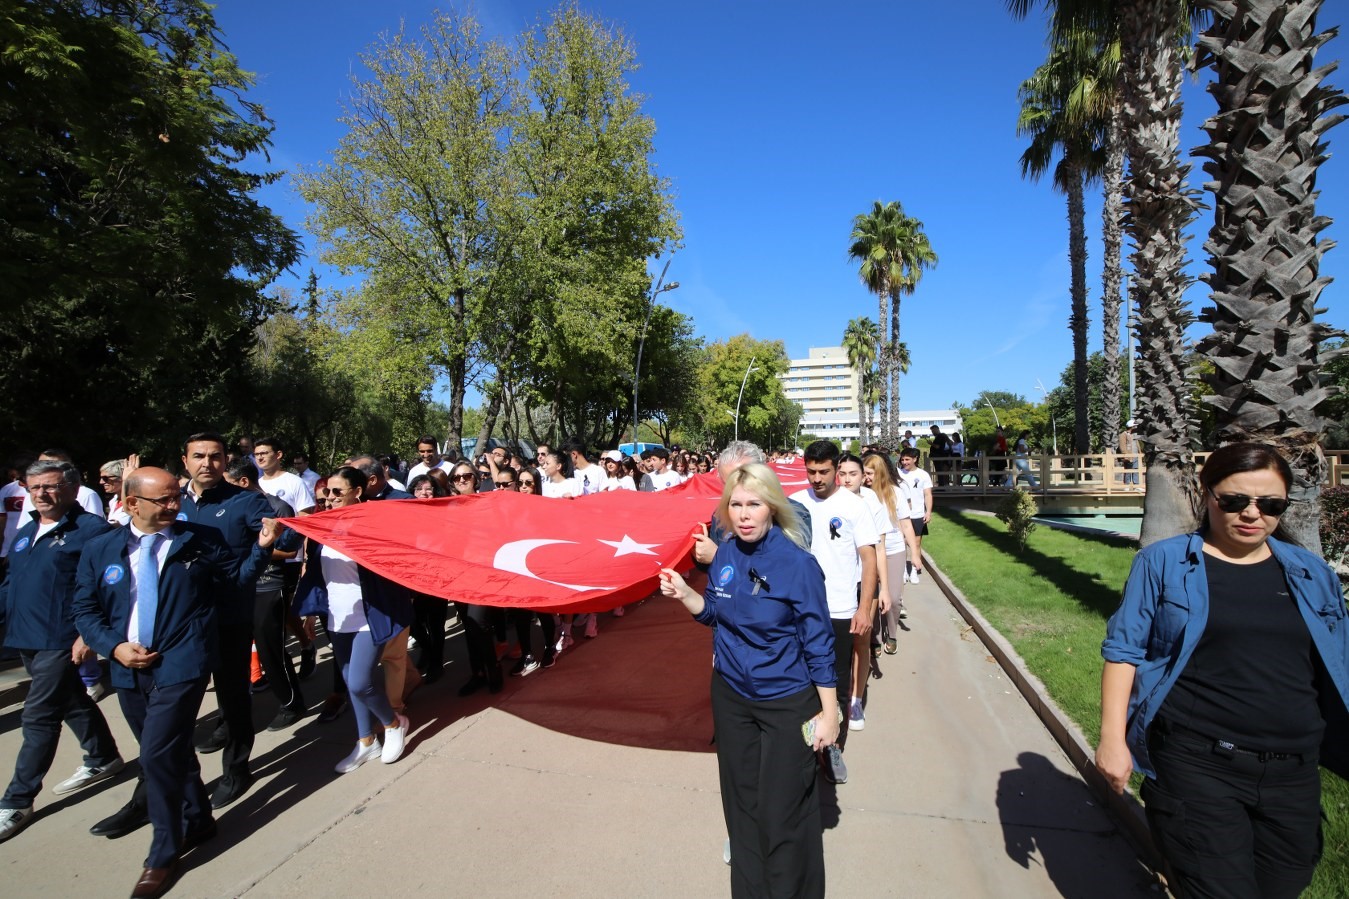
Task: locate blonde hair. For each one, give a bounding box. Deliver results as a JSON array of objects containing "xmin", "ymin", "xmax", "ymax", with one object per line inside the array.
[
  {"xmin": 863, "ymin": 454, "xmax": 900, "ymax": 526},
  {"xmin": 719, "ymin": 462, "xmax": 810, "ymax": 550}
]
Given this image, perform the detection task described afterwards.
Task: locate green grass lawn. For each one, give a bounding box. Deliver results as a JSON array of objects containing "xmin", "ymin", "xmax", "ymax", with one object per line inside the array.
[{"xmin": 925, "ymin": 507, "xmax": 1349, "ymax": 898}]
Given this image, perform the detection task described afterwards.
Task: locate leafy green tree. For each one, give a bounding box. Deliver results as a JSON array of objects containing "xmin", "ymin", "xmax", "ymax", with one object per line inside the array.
[
  {"xmin": 691, "ymin": 335, "xmax": 798, "ymax": 450},
  {"xmin": 1194, "ymin": 0, "xmax": 1346, "ymax": 552},
  {"xmin": 842, "ymin": 317, "xmax": 879, "ymax": 444},
  {"xmin": 0, "ymin": 0, "xmax": 299, "ymax": 464},
  {"xmin": 848, "ymin": 201, "xmax": 937, "ymax": 448}
]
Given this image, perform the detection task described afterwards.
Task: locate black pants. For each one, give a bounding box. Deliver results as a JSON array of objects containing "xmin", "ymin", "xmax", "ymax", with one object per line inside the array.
[
  {"xmin": 118, "ymin": 672, "xmax": 212, "ymax": 868},
  {"xmin": 1, "ymin": 649, "xmax": 119, "ymax": 808},
  {"xmin": 512, "ymin": 609, "xmax": 556, "ymax": 658},
  {"xmin": 210, "ymin": 614, "xmax": 254, "ymax": 779},
  {"xmin": 1144, "ymin": 725, "xmax": 1322, "ymax": 899},
  {"xmin": 712, "ymin": 671, "xmax": 825, "ymax": 899},
  {"xmin": 829, "ymin": 618, "xmax": 854, "ymax": 736},
  {"xmin": 253, "ymin": 586, "xmax": 304, "ymax": 711},
  {"xmin": 455, "ymin": 602, "xmax": 497, "ymax": 678},
  {"xmin": 411, "ymin": 594, "xmax": 447, "ymax": 676}
]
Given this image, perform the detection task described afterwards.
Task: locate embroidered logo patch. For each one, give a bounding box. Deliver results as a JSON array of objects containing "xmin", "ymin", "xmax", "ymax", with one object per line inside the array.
[
  {"xmin": 12, "ymin": 536, "xmax": 29, "ymax": 553},
  {"xmin": 717, "ymin": 565, "xmax": 734, "ymax": 587},
  {"xmin": 103, "ymin": 564, "xmax": 125, "ymax": 585},
  {"xmin": 176, "ymin": 512, "xmax": 188, "ymax": 521},
  {"xmin": 829, "ymin": 517, "xmax": 843, "ymax": 531},
  {"xmin": 214, "ymin": 509, "xmax": 227, "ymax": 518}
]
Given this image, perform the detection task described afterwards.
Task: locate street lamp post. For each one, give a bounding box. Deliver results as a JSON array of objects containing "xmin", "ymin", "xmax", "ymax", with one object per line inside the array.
[
  {"xmin": 633, "ymin": 259, "xmax": 678, "ymax": 445},
  {"xmin": 734, "ymin": 355, "xmax": 759, "ymax": 442},
  {"xmin": 983, "ymin": 399, "xmax": 1001, "ymax": 429}
]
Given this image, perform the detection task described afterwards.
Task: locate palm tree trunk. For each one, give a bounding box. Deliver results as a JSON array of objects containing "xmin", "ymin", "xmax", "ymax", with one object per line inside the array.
[
  {"xmin": 1119, "ymin": 0, "xmax": 1203, "ymax": 546},
  {"xmin": 1067, "ymin": 160, "xmax": 1090, "ymax": 454},
  {"xmin": 1193, "ymin": 0, "xmax": 1346, "ymax": 553},
  {"xmin": 877, "ymin": 293, "xmax": 890, "ymax": 447},
  {"xmin": 889, "ymin": 288, "xmax": 902, "ymax": 449},
  {"xmin": 1100, "ymin": 93, "xmax": 1126, "ymax": 452}
]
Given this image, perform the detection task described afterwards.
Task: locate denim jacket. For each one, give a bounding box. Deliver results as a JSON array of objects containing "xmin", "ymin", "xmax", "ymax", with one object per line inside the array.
[{"xmin": 1102, "ymin": 532, "xmax": 1349, "ymax": 779}]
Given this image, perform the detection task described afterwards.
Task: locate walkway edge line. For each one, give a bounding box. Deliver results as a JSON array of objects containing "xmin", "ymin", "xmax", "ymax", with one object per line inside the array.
[{"xmin": 922, "ymin": 550, "xmax": 1165, "ymax": 874}]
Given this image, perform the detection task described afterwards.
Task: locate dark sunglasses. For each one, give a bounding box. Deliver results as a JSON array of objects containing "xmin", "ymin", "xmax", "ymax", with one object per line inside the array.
[
  {"xmin": 1213, "ymin": 493, "xmax": 1289, "ymax": 516},
  {"xmin": 451, "ymin": 473, "xmax": 476, "ymax": 482}
]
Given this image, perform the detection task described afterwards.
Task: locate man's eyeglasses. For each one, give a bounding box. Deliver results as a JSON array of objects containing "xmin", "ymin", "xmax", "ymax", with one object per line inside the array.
[
  {"xmin": 1213, "ymin": 493, "xmax": 1290, "ymax": 516},
  {"xmin": 131, "ymin": 494, "xmax": 182, "ymax": 508}
]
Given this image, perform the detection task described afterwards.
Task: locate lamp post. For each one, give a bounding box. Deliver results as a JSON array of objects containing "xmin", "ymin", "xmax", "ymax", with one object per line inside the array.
[
  {"xmin": 983, "ymin": 399, "xmax": 1001, "ymax": 429},
  {"xmin": 734, "ymin": 356, "xmax": 759, "ymax": 442},
  {"xmin": 633, "ymin": 259, "xmax": 679, "ymax": 445}
]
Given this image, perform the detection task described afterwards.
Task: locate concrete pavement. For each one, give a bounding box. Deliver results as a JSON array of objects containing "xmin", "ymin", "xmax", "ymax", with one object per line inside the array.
[{"xmin": 0, "ymin": 571, "xmax": 1159, "ymax": 897}]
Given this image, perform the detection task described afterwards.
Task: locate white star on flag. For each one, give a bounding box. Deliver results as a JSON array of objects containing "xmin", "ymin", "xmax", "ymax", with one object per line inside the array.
[{"xmin": 598, "ymin": 535, "xmax": 661, "ymax": 557}]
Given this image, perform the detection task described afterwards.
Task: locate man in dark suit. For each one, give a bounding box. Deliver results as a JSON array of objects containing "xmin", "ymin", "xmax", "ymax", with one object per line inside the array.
[{"xmin": 73, "ymin": 467, "xmax": 278, "ymax": 898}]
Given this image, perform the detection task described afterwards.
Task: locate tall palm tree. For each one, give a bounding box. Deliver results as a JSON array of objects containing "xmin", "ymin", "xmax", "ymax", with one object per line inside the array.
[
  {"xmin": 1193, "ymin": 0, "xmax": 1345, "ymax": 552},
  {"xmin": 842, "ymin": 316, "xmax": 879, "ymax": 444},
  {"xmin": 848, "ymin": 201, "xmax": 937, "ymax": 448},
  {"xmin": 1017, "ymin": 30, "xmax": 1108, "ymax": 454}
]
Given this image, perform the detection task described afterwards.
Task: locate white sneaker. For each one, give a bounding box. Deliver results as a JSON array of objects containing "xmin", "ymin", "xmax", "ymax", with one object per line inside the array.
[
  {"xmin": 52, "ymin": 757, "xmax": 124, "ymax": 795},
  {"xmin": 848, "ymin": 699, "xmax": 865, "ymax": 731},
  {"xmin": 86, "ymin": 682, "xmax": 106, "ymax": 702},
  {"xmin": 584, "ymin": 615, "xmax": 599, "ymax": 639},
  {"xmin": 381, "ymin": 714, "xmax": 409, "ymax": 764},
  {"xmin": 911, "ymin": 570, "xmax": 921, "ymax": 585},
  {"xmin": 0, "ymin": 806, "xmax": 33, "ymax": 842},
  {"xmin": 335, "ymin": 739, "xmax": 381, "ymax": 774}
]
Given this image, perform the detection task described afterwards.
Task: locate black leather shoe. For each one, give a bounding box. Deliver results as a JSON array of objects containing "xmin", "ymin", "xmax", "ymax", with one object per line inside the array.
[
  {"xmin": 182, "ymin": 818, "xmax": 217, "ymax": 852},
  {"xmin": 195, "ymin": 726, "xmax": 227, "ymax": 755},
  {"xmin": 266, "ymin": 706, "xmax": 303, "ymax": 732},
  {"xmin": 89, "ymin": 800, "xmax": 149, "ymax": 838},
  {"xmin": 457, "ymin": 675, "xmax": 486, "ymax": 697},
  {"xmin": 209, "ymin": 773, "xmax": 254, "ymax": 810}
]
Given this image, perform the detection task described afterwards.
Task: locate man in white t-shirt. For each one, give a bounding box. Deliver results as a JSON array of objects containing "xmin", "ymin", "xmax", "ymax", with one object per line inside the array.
[
  {"xmin": 638, "ymin": 447, "xmax": 681, "ymax": 492},
  {"xmin": 406, "ymin": 435, "xmax": 454, "ymax": 482},
  {"xmin": 0, "ymin": 458, "xmax": 27, "ymax": 568},
  {"xmin": 561, "ymin": 437, "xmax": 607, "ymax": 496},
  {"xmin": 897, "ymin": 447, "xmax": 934, "ymax": 584},
  {"xmin": 254, "ymin": 437, "xmax": 316, "ymax": 515},
  {"xmin": 790, "ymin": 441, "xmax": 878, "ymax": 784}
]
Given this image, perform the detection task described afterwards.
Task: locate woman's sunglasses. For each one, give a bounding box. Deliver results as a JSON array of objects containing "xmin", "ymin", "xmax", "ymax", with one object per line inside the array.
[{"xmin": 1213, "ymin": 493, "xmax": 1290, "ymax": 516}]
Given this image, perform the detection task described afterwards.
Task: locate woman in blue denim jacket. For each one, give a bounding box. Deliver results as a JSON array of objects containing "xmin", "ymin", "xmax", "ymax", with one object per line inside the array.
[{"xmin": 1098, "ymin": 443, "xmax": 1349, "ymax": 898}]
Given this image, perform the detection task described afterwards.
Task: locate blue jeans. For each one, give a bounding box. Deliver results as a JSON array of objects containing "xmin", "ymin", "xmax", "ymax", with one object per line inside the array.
[
  {"xmin": 2, "ymin": 649, "xmax": 119, "ymax": 808},
  {"xmin": 330, "ymin": 630, "xmax": 396, "ymax": 740}
]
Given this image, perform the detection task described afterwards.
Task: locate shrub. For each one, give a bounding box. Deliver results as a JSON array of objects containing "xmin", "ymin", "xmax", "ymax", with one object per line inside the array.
[
  {"xmin": 996, "ymin": 488, "xmax": 1038, "ymax": 551},
  {"xmin": 1320, "ymin": 486, "xmax": 1349, "ymax": 570}
]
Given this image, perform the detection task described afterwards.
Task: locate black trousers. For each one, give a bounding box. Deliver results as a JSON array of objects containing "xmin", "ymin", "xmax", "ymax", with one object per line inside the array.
[
  {"xmin": 1144, "ymin": 725, "xmax": 1322, "ymax": 899},
  {"xmin": 455, "ymin": 602, "xmax": 497, "ymax": 678},
  {"xmin": 209, "ymin": 614, "xmax": 254, "ymax": 779},
  {"xmin": 512, "ymin": 609, "xmax": 556, "ymax": 658},
  {"xmin": 712, "ymin": 672, "xmax": 825, "ymax": 899},
  {"xmin": 411, "ymin": 594, "xmax": 447, "ymax": 676},
  {"xmin": 118, "ymin": 672, "xmax": 212, "ymax": 868},
  {"xmin": 1, "ymin": 649, "xmax": 119, "ymax": 808},
  {"xmin": 253, "ymin": 586, "xmax": 304, "ymax": 711}
]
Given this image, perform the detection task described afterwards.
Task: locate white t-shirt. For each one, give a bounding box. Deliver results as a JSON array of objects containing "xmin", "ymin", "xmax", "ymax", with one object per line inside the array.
[
  {"xmin": 897, "ymin": 467, "xmax": 933, "ymax": 518},
  {"xmin": 571, "ymin": 463, "xmax": 608, "ymax": 496},
  {"xmin": 1, "ymin": 481, "xmax": 26, "ymax": 556},
  {"xmin": 541, "ymin": 477, "xmax": 578, "ymax": 499},
  {"xmin": 20, "ymin": 485, "xmax": 105, "ymax": 519},
  {"xmin": 640, "ymin": 469, "xmax": 682, "ymax": 492},
  {"xmin": 407, "ymin": 459, "xmax": 453, "ymax": 482},
  {"xmin": 857, "ymin": 486, "xmax": 894, "ymax": 562},
  {"xmin": 878, "ymin": 486, "xmax": 906, "ymax": 556},
  {"xmin": 790, "ymin": 486, "xmax": 879, "ymax": 619},
  {"xmin": 260, "ymin": 470, "xmax": 316, "ymax": 514},
  {"xmin": 320, "ymin": 545, "xmax": 368, "ymax": 633},
  {"xmin": 615, "ymin": 475, "xmax": 636, "ymax": 491}
]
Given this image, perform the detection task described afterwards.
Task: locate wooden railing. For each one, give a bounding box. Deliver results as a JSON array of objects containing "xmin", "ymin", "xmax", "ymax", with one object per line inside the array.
[{"xmin": 927, "ymin": 449, "xmax": 1349, "ymax": 497}]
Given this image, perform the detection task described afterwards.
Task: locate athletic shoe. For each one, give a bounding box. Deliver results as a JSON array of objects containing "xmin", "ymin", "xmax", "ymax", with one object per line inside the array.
[
  {"xmin": 381, "ymin": 713, "xmax": 409, "ymax": 764},
  {"xmin": 722, "ymin": 838, "xmax": 731, "ymax": 865},
  {"xmin": 541, "ymin": 648, "xmax": 557, "ymax": 669},
  {"xmin": 884, "ymin": 637, "xmax": 898, "ymax": 655},
  {"xmin": 826, "ymin": 745, "xmax": 848, "ymax": 784},
  {"xmin": 0, "ymin": 806, "xmax": 33, "ymax": 842},
  {"xmin": 848, "ymin": 699, "xmax": 865, "ymax": 731},
  {"xmin": 911, "ymin": 570, "xmax": 921, "ymax": 585},
  {"xmin": 86, "ymin": 682, "xmax": 106, "ymax": 702},
  {"xmin": 554, "ymin": 633, "xmax": 575, "ymax": 654},
  {"xmin": 898, "ymin": 605, "xmax": 909, "ymax": 620},
  {"xmin": 297, "ymin": 644, "xmax": 317, "ymax": 680},
  {"xmin": 613, "ymin": 605, "xmax": 625, "ymax": 618},
  {"xmin": 52, "ymin": 758, "xmax": 125, "ymax": 795},
  {"xmin": 583, "ymin": 615, "xmax": 599, "ymax": 639},
  {"xmin": 336, "ymin": 739, "xmax": 381, "ymax": 774},
  {"xmin": 510, "ymin": 655, "xmax": 540, "ymax": 677},
  {"xmin": 871, "ymin": 642, "xmax": 882, "ymax": 658}
]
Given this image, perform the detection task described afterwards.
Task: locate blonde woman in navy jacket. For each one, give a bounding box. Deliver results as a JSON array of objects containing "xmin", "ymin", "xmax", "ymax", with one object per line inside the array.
[
  {"xmin": 1098, "ymin": 443, "xmax": 1349, "ymax": 899},
  {"xmin": 661, "ymin": 462, "xmax": 837, "ymax": 899}
]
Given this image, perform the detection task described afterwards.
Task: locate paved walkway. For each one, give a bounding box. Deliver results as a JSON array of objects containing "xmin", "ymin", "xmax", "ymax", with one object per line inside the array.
[{"xmin": 0, "ymin": 572, "xmax": 1157, "ymax": 897}]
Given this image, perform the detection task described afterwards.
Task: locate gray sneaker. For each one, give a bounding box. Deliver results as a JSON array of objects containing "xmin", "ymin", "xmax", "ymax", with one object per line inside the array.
[
  {"xmin": 52, "ymin": 757, "xmax": 124, "ymax": 795},
  {"xmin": 826, "ymin": 745, "xmax": 848, "ymax": 784},
  {"xmin": 0, "ymin": 806, "xmax": 33, "ymax": 842}
]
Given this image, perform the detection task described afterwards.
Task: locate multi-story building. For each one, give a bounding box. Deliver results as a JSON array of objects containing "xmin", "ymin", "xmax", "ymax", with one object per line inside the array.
[{"xmin": 782, "ymin": 346, "xmax": 963, "ymax": 446}]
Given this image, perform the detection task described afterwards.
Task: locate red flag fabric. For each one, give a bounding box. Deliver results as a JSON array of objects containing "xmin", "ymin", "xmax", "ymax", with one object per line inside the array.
[
  {"xmin": 279, "ymin": 472, "xmax": 725, "ymax": 613},
  {"xmin": 771, "ymin": 458, "xmax": 808, "ymax": 490}
]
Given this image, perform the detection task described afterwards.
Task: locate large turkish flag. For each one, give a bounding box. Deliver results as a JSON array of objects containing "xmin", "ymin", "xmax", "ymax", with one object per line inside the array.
[{"xmin": 280, "ymin": 473, "xmax": 725, "ymax": 613}]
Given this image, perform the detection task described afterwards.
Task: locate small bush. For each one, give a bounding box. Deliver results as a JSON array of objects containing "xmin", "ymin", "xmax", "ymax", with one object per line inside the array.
[
  {"xmin": 996, "ymin": 488, "xmax": 1039, "ymax": 551},
  {"xmin": 1320, "ymin": 486, "xmax": 1349, "ymax": 570}
]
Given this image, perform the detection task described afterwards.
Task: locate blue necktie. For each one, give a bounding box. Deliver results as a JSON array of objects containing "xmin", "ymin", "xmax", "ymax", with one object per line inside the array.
[{"xmin": 136, "ymin": 533, "xmax": 161, "ymax": 649}]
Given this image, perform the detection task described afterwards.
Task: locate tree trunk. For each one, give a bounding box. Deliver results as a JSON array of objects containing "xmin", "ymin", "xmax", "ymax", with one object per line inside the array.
[
  {"xmin": 1100, "ymin": 92, "xmax": 1126, "ymax": 452},
  {"xmin": 1120, "ymin": 0, "xmax": 1203, "ymax": 545},
  {"xmin": 889, "ymin": 288, "xmax": 902, "ymax": 449},
  {"xmin": 875, "ymin": 292, "xmax": 890, "ymax": 448},
  {"xmin": 446, "ymin": 353, "xmax": 467, "ymax": 452},
  {"xmin": 470, "ymin": 384, "xmax": 502, "ymax": 459},
  {"xmin": 1067, "ymin": 161, "xmax": 1090, "ymax": 454},
  {"xmin": 1193, "ymin": 0, "xmax": 1346, "ymax": 553}
]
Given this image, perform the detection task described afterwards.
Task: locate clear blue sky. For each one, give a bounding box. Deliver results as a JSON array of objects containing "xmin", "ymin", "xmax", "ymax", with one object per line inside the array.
[{"xmin": 214, "ymin": 0, "xmax": 1349, "ymax": 414}]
